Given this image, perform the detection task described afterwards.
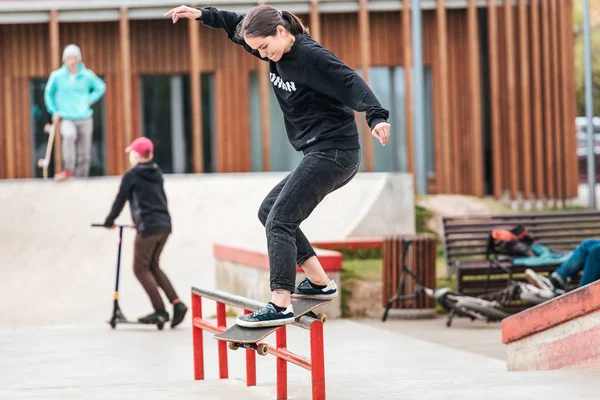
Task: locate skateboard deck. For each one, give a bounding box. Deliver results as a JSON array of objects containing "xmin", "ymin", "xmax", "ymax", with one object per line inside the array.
[
  {"xmin": 214, "ymin": 297, "xmax": 330, "ymax": 355},
  {"xmin": 37, "ymin": 122, "xmax": 58, "ymax": 179}
]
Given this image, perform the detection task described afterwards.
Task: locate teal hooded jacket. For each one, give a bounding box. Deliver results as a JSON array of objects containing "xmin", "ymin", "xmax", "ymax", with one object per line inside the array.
[{"xmin": 44, "ymin": 62, "xmax": 106, "ymax": 120}]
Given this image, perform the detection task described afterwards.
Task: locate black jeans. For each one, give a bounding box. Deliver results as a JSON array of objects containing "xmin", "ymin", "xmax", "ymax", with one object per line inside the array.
[{"xmin": 258, "ymin": 148, "xmax": 361, "ymax": 292}]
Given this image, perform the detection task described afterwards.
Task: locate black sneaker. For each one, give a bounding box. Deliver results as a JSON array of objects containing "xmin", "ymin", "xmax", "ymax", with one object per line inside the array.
[
  {"xmin": 138, "ymin": 310, "xmax": 169, "ymax": 324},
  {"xmin": 292, "ymin": 278, "xmax": 338, "ymax": 300},
  {"xmin": 549, "ymin": 274, "xmax": 568, "ymax": 293},
  {"xmin": 171, "ymin": 302, "xmax": 188, "ymax": 329},
  {"xmin": 236, "ymin": 303, "xmax": 295, "ymax": 328}
]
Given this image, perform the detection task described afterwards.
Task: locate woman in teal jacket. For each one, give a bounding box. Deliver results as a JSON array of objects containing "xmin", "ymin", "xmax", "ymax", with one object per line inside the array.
[{"xmin": 44, "ymin": 44, "xmax": 106, "ymax": 181}]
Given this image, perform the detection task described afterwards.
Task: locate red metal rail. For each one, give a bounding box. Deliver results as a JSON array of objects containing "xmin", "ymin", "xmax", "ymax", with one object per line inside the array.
[{"xmin": 191, "ymin": 289, "xmax": 326, "ymax": 400}]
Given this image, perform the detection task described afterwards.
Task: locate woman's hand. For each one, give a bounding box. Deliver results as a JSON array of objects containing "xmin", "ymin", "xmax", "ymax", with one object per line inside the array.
[
  {"xmin": 164, "ymin": 5, "xmax": 202, "ymax": 23},
  {"xmin": 371, "ymin": 122, "xmax": 390, "ymax": 146}
]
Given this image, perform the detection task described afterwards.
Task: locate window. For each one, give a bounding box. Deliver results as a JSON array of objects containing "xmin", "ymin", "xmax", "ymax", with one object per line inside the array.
[
  {"xmin": 30, "ymin": 78, "xmax": 106, "ymax": 177},
  {"xmin": 358, "ymin": 66, "xmax": 435, "ymax": 175},
  {"xmin": 140, "ymin": 73, "xmax": 215, "ymax": 173},
  {"xmin": 248, "ymin": 66, "xmax": 435, "ymax": 174}
]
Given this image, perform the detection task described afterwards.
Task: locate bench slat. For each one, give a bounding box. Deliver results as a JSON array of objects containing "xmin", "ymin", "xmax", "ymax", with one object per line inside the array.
[
  {"xmin": 445, "ymin": 217, "xmax": 600, "ymax": 230},
  {"xmin": 442, "ymin": 210, "xmax": 600, "ymax": 223},
  {"xmin": 445, "ymin": 230, "xmax": 600, "ymax": 243},
  {"xmin": 445, "ymin": 224, "xmax": 600, "ymax": 235}
]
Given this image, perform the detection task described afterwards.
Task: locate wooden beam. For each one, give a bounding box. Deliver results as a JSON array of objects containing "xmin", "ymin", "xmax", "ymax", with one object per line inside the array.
[
  {"xmin": 550, "ymin": 0, "xmax": 564, "ymax": 202},
  {"xmin": 467, "ymin": 0, "xmax": 483, "ymax": 196},
  {"xmin": 3, "ymin": 68, "xmax": 14, "ymax": 179},
  {"xmin": 119, "ymin": 8, "xmax": 132, "ymax": 173},
  {"xmin": 564, "ymin": 0, "xmax": 578, "ymax": 199},
  {"xmin": 540, "ymin": 0, "xmax": 554, "ymax": 201},
  {"xmin": 403, "ymin": 0, "xmax": 415, "ymax": 177},
  {"xmin": 504, "ymin": 0, "xmax": 518, "ymax": 199},
  {"xmin": 310, "ymin": 0, "xmax": 321, "ymax": 43},
  {"xmin": 487, "ymin": 0, "xmax": 502, "ymax": 198},
  {"xmin": 436, "ymin": 0, "xmax": 450, "ymax": 193},
  {"xmin": 358, "ymin": 0, "xmax": 373, "ymax": 172},
  {"xmin": 189, "ymin": 17, "xmax": 204, "ymax": 173},
  {"xmin": 49, "ymin": 9, "xmax": 62, "ymax": 175},
  {"xmin": 259, "ymin": 62, "xmax": 270, "ymax": 171},
  {"xmin": 530, "ymin": 0, "xmax": 544, "ymax": 200},
  {"xmin": 518, "ymin": 0, "xmax": 532, "ymax": 199}
]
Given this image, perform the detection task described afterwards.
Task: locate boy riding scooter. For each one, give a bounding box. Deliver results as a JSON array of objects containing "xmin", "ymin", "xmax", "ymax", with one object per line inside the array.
[{"xmin": 103, "ymin": 137, "xmax": 187, "ymax": 328}]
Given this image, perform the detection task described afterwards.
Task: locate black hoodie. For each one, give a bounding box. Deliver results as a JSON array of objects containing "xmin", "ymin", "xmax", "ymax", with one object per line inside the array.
[
  {"xmin": 198, "ymin": 7, "xmax": 390, "ymax": 154},
  {"xmin": 104, "ymin": 161, "xmax": 172, "ymax": 237}
]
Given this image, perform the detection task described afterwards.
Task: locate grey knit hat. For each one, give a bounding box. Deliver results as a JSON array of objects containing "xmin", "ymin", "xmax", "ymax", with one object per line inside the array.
[{"xmin": 62, "ymin": 44, "xmax": 82, "ymax": 62}]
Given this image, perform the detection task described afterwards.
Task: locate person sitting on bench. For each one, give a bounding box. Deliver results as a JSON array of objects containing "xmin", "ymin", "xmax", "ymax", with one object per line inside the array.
[{"xmin": 525, "ymin": 239, "xmax": 600, "ymax": 296}]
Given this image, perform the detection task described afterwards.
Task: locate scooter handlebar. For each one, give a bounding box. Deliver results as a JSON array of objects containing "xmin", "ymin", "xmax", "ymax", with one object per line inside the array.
[{"xmin": 91, "ymin": 223, "xmax": 135, "ymax": 228}]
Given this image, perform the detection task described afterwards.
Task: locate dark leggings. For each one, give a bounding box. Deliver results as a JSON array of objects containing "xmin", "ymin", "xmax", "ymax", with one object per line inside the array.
[{"xmin": 133, "ymin": 232, "xmax": 179, "ymax": 311}]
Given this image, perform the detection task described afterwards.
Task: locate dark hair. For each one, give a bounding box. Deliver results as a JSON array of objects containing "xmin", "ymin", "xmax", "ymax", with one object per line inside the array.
[{"xmin": 238, "ymin": 5, "xmax": 308, "ymax": 39}]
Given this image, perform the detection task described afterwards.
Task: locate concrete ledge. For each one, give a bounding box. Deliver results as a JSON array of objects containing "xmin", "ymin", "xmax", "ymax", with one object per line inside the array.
[
  {"xmin": 214, "ymin": 243, "xmax": 343, "ymax": 318},
  {"xmin": 502, "ymin": 280, "xmax": 600, "ymax": 371}
]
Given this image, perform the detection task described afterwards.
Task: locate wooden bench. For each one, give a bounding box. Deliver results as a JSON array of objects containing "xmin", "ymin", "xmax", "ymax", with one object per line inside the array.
[{"xmin": 441, "ymin": 210, "xmax": 600, "ymax": 312}]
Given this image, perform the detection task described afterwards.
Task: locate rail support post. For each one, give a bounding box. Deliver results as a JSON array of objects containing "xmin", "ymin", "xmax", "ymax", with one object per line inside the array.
[
  {"xmin": 216, "ymin": 301, "xmax": 229, "ymax": 379},
  {"xmin": 310, "ymin": 321, "xmax": 326, "ymax": 400}
]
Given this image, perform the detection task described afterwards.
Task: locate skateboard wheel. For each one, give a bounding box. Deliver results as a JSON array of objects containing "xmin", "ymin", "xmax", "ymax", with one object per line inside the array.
[
  {"xmin": 228, "ymin": 342, "xmax": 239, "ymax": 351},
  {"xmin": 257, "ymin": 343, "xmax": 269, "ymax": 356},
  {"xmin": 157, "ymin": 322, "xmax": 165, "ymax": 330},
  {"xmin": 317, "ymin": 313, "xmax": 327, "ymax": 323},
  {"xmin": 110, "ymin": 320, "xmax": 117, "ymax": 329}
]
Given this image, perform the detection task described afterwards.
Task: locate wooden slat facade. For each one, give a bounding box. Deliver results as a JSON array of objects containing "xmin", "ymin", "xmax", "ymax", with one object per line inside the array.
[{"xmin": 0, "ymin": 2, "xmax": 578, "ymax": 203}]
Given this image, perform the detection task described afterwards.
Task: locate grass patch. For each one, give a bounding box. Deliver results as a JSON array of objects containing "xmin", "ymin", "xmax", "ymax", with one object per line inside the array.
[
  {"xmin": 341, "ymin": 258, "xmax": 382, "ymax": 281},
  {"xmin": 340, "ymin": 257, "xmax": 381, "ymax": 318},
  {"xmin": 332, "ymin": 247, "xmax": 381, "ymax": 260},
  {"xmin": 416, "ymin": 204, "xmax": 437, "ymax": 236}
]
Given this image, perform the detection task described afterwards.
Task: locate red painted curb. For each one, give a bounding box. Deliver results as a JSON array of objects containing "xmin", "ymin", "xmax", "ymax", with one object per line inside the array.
[
  {"xmin": 213, "ymin": 243, "xmax": 343, "ymax": 272},
  {"xmin": 310, "ymin": 237, "xmax": 383, "ymax": 250}
]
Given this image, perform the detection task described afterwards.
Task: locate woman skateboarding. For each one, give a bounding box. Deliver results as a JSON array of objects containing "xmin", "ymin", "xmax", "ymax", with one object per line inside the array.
[{"xmin": 166, "ymin": 4, "xmax": 390, "ymax": 328}]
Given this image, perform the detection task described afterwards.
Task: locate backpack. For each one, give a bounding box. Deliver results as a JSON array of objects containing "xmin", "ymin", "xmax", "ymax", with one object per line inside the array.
[{"xmin": 486, "ymin": 225, "xmax": 535, "ymax": 258}]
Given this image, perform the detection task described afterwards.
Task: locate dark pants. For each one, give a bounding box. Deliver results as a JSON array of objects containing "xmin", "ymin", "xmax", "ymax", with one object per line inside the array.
[
  {"xmin": 258, "ymin": 148, "xmax": 361, "ymax": 292},
  {"xmin": 133, "ymin": 232, "xmax": 179, "ymax": 311},
  {"xmin": 553, "ymin": 239, "xmax": 600, "ymax": 287}
]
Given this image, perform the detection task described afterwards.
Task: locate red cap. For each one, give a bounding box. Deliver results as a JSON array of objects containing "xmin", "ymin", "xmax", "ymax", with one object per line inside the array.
[{"xmin": 125, "ymin": 137, "xmax": 154, "ymax": 156}]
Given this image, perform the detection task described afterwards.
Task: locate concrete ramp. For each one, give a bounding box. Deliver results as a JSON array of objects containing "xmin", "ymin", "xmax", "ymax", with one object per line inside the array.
[
  {"xmin": 0, "ymin": 173, "xmax": 413, "ymax": 329},
  {"xmin": 502, "ymin": 279, "xmax": 600, "ymax": 371}
]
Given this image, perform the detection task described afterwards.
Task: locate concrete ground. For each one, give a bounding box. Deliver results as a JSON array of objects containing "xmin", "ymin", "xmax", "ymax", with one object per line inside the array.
[
  {"xmin": 1, "ymin": 315, "xmax": 598, "ymax": 400},
  {"xmin": 363, "ymin": 315, "xmax": 506, "ymax": 360},
  {"xmin": 2, "ymin": 177, "xmax": 600, "ymax": 399}
]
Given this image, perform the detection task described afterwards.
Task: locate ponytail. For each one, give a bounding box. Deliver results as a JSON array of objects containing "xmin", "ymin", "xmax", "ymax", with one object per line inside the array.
[
  {"xmin": 281, "ymin": 10, "xmax": 309, "ymax": 35},
  {"xmin": 240, "ymin": 5, "xmax": 309, "ymax": 39}
]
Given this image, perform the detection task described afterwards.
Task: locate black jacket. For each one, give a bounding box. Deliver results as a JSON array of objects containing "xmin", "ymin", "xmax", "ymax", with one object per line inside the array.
[
  {"xmin": 104, "ymin": 161, "xmax": 172, "ymax": 237},
  {"xmin": 199, "ymin": 7, "xmax": 389, "ymax": 154}
]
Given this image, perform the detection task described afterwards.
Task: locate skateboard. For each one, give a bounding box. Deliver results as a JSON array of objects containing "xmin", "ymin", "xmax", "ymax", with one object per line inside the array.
[
  {"xmin": 37, "ymin": 122, "xmax": 59, "ymax": 179},
  {"xmin": 214, "ymin": 297, "xmax": 330, "ymax": 355}
]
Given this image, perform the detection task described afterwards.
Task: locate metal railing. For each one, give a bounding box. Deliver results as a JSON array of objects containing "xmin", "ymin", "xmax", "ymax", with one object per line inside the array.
[{"xmin": 191, "ymin": 286, "xmax": 326, "ymax": 400}]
